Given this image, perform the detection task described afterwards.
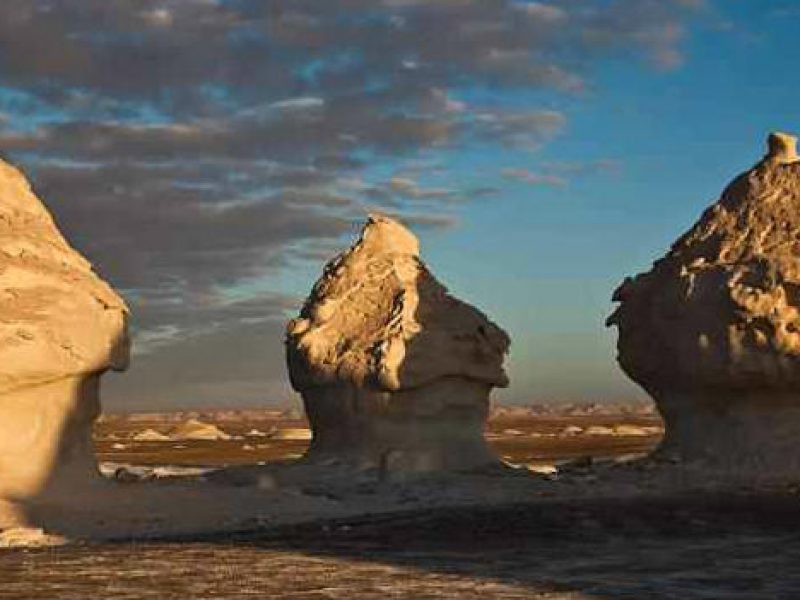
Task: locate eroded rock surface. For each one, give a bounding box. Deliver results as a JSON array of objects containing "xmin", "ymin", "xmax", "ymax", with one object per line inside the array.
[
  {"xmin": 0, "ymin": 158, "xmax": 128, "ymax": 520},
  {"xmin": 607, "ymin": 132, "xmax": 800, "ymax": 474},
  {"xmin": 286, "ymin": 215, "xmax": 510, "ymax": 471}
]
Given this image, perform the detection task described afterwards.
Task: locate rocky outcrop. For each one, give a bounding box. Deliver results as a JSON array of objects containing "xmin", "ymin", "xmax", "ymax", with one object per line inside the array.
[
  {"xmin": 607, "ymin": 132, "xmax": 800, "ymax": 474},
  {"xmin": 0, "ymin": 158, "xmax": 128, "ymax": 519},
  {"xmin": 286, "ymin": 215, "xmax": 510, "ymax": 472}
]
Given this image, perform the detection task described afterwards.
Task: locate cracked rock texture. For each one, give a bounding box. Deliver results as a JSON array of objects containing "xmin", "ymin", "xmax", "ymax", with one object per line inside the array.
[
  {"xmin": 0, "ymin": 158, "xmax": 128, "ymax": 517},
  {"xmin": 607, "ymin": 132, "xmax": 800, "ymax": 474},
  {"xmin": 286, "ymin": 215, "xmax": 510, "ymax": 471}
]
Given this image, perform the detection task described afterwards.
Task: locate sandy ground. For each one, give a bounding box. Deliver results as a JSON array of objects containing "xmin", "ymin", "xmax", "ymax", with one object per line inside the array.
[
  {"xmin": 4, "ymin": 411, "xmax": 798, "ymax": 598},
  {"xmin": 5, "ymin": 412, "xmax": 665, "ymax": 540}
]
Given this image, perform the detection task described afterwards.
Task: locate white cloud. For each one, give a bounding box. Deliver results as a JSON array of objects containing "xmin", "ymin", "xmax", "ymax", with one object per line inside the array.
[{"xmin": 516, "ymin": 2, "xmax": 568, "ymax": 23}]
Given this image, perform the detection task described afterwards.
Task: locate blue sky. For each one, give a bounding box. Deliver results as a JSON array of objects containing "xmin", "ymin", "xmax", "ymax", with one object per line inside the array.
[
  {"xmin": 422, "ymin": 1, "xmax": 800, "ymax": 403},
  {"xmin": 0, "ymin": 1, "xmax": 796, "ymax": 409}
]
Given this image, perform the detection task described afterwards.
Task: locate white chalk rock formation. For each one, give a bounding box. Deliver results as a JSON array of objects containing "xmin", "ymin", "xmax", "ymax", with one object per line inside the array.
[
  {"xmin": 286, "ymin": 215, "xmax": 510, "ymax": 472},
  {"xmin": 607, "ymin": 132, "xmax": 800, "ymax": 474},
  {"xmin": 0, "ymin": 159, "xmax": 128, "ymax": 518}
]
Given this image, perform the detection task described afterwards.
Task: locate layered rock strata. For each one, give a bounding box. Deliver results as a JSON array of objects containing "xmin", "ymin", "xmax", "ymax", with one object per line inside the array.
[{"xmin": 286, "ymin": 215, "xmax": 510, "ymax": 472}]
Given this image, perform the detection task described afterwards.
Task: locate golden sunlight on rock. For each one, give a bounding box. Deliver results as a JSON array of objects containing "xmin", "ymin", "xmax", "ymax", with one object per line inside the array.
[
  {"xmin": 608, "ymin": 132, "xmax": 800, "ymax": 475},
  {"xmin": 286, "ymin": 214, "xmax": 510, "ymax": 472},
  {"xmin": 0, "ymin": 159, "xmax": 128, "ymax": 526}
]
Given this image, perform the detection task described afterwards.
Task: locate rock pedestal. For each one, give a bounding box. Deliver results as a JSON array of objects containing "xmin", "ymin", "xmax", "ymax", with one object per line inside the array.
[
  {"xmin": 286, "ymin": 215, "xmax": 510, "ymax": 472},
  {"xmin": 0, "ymin": 159, "xmax": 128, "ymax": 519},
  {"xmin": 607, "ymin": 132, "xmax": 800, "ymax": 474}
]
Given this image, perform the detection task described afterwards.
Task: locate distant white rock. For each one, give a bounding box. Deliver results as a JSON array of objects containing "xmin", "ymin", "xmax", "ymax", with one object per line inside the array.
[
  {"xmin": 132, "ymin": 429, "xmax": 170, "ymax": 442},
  {"xmin": 246, "ymin": 428, "xmax": 269, "ymax": 437},
  {"xmin": 168, "ymin": 419, "xmax": 231, "ymax": 441},
  {"xmin": 559, "ymin": 425, "xmax": 583, "ymax": 436}
]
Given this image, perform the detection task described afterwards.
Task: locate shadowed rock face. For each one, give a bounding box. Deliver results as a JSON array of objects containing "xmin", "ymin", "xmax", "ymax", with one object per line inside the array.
[
  {"xmin": 286, "ymin": 215, "xmax": 510, "ymax": 472},
  {"xmin": 0, "ymin": 159, "xmax": 129, "ymax": 515},
  {"xmin": 607, "ymin": 132, "xmax": 800, "ymax": 474}
]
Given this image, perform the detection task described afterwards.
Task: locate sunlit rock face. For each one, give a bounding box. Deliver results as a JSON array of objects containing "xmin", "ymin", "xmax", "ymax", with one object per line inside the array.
[
  {"xmin": 607, "ymin": 132, "xmax": 800, "ymax": 474},
  {"xmin": 286, "ymin": 215, "xmax": 510, "ymax": 472},
  {"xmin": 0, "ymin": 159, "xmax": 129, "ymax": 512}
]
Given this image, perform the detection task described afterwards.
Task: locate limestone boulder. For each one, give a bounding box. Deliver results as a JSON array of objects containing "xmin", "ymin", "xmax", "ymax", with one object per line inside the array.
[
  {"xmin": 286, "ymin": 215, "xmax": 510, "ymax": 472},
  {"xmin": 607, "ymin": 132, "xmax": 800, "ymax": 473},
  {"xmin": 0, "ymin": 158, "xmax": 129, "ymax": 511}
]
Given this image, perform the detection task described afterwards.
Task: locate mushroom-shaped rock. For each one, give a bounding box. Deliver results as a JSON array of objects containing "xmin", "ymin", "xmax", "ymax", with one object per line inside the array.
[
  {"xmin": 0, "ymin": 159, "xmax": 129, "ymax": 518},
  {"xmin": 286, "ymin": 215, "xmax": 510, "ymax": 472},
  {"xmin": 607, "ymin": 132, "xmax": 800, "ymax": 474}
]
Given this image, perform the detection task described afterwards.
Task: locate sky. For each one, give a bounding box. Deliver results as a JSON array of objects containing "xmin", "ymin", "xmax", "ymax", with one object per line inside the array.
[{"xmin": 0, "ymin": 0, "xmax": 797, "ymax": 410}]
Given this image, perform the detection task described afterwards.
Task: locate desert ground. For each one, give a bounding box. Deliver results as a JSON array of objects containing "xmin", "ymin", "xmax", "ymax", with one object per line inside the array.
[
  {"xmin": 4, "ymin": 405, "xmax": 800, "ymax": 599},
  {"xmin": 92, "ymin": 404, "xmax": 661, "ymax": 471}
]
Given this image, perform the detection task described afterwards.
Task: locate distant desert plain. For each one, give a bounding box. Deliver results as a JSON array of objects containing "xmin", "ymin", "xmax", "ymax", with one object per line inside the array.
[{"xmin": 93, "ymin": 403, "xmax": 662, "ymax": 474}]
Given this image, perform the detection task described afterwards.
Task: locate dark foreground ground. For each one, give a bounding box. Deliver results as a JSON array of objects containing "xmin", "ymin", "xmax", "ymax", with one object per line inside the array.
[
  {"xmin": 4, "ymin": 410, "xmax": 798, "ymax": 599},
  {"xmin": 4, "ymin": 493, "xmax": 800, "ymax": 599}
]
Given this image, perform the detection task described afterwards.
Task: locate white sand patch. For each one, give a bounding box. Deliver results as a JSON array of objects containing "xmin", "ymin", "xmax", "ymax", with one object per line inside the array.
[
  {"xmin": 614, "ymin": 453, "xmax": 648, "ymax": 463},
  {"xmin": 99, "ymin": 463, "xmax": 217, "ymax": 480},
  {"xmin": 151, "ymin": 465, "xmax": 218, "ymax": 478},
  {"xmin": 526, "ymin": 464, "xmax": 558, "ymax": 475},
  {"xmin": 0, "ymin": 527, "xmax": 66, "ymax": 548}
]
